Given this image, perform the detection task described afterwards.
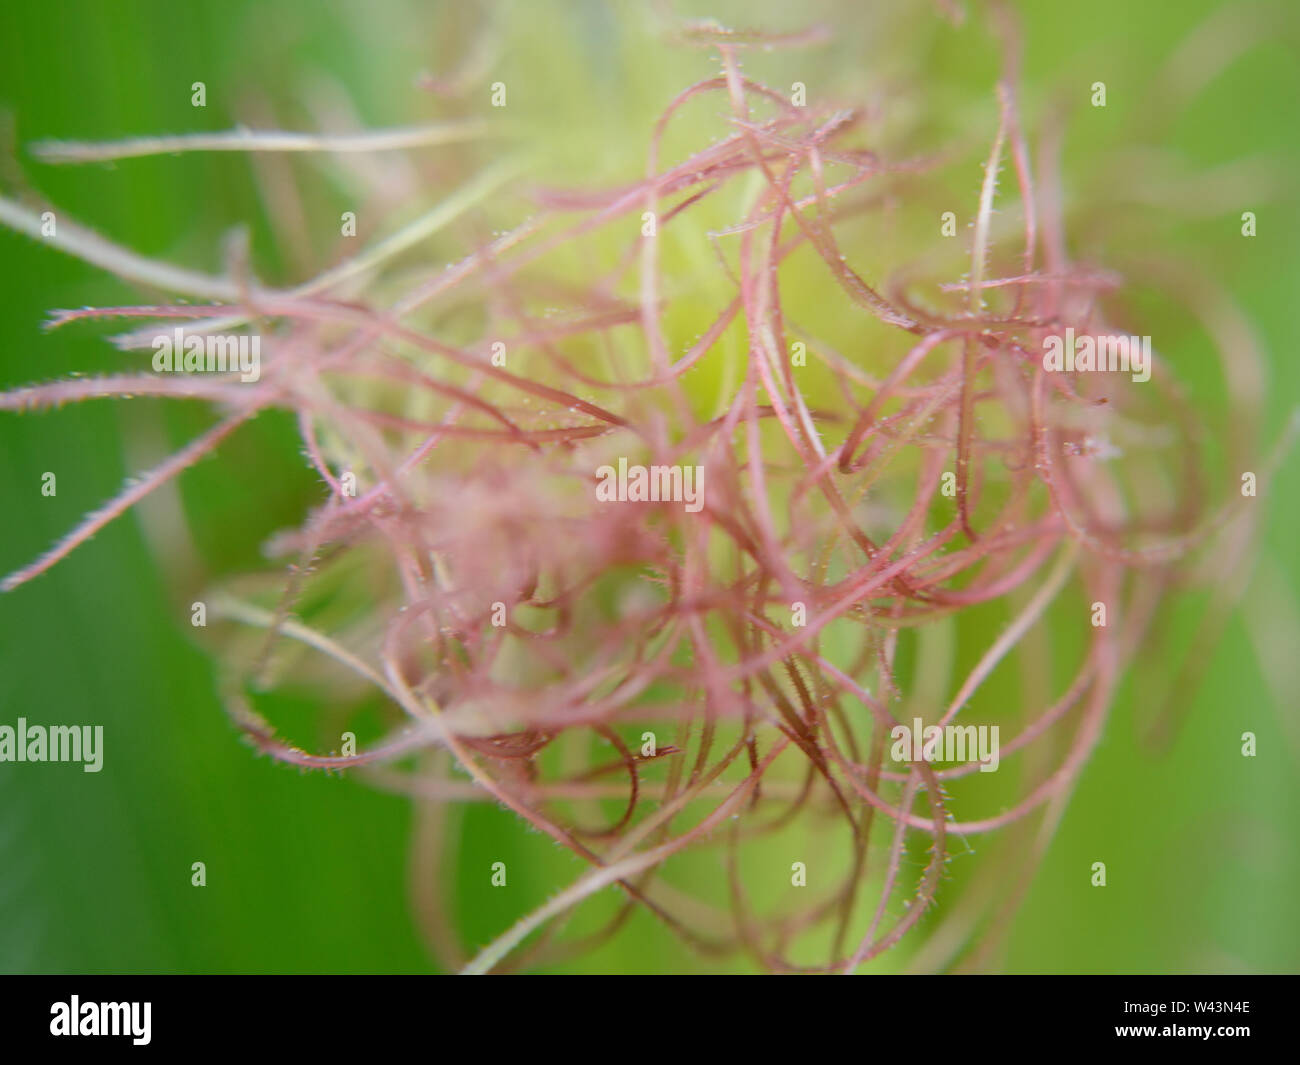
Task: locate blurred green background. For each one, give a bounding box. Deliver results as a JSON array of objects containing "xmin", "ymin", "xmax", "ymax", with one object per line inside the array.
[{"xmin": 0, "ymin": 0, "xmax": 1296, "ymax": 973}]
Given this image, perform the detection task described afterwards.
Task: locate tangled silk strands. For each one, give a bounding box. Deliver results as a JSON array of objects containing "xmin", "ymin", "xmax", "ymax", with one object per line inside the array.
[{"xmin": 0, "ymin": 10, "xmax": 1284, "ymax": 973}]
